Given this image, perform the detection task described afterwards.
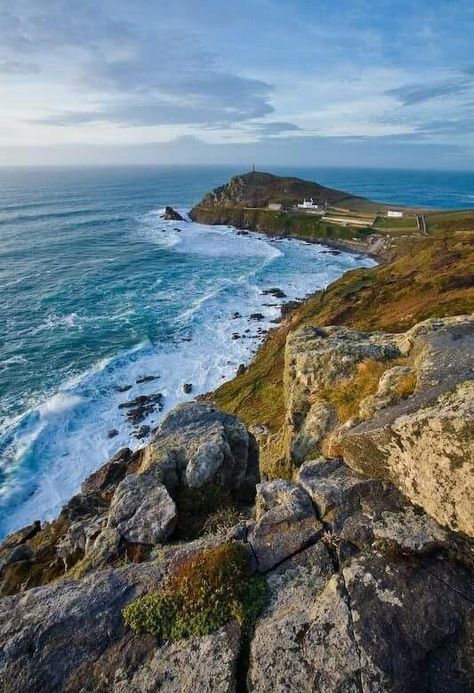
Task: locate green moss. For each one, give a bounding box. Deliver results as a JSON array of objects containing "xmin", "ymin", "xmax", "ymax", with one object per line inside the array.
[{"xmin": 123, "ymin": 543, "xmax": 267, "ymax": 641}]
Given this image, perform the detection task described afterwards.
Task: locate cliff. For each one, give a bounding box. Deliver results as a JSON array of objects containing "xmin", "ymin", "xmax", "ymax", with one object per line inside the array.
[{"xmin": 0, "ymin": 180, "xmax": 473, "ymax": 691}]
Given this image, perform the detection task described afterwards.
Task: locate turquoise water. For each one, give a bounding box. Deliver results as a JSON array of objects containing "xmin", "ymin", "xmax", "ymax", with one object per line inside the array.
[{"xmin": 0, "ymin": 165, "xmax": 472, "ymax": 537}]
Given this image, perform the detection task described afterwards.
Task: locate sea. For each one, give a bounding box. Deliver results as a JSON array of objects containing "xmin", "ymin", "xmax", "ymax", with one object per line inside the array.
[{"xmin": 1, "ymin": 165, "xmax": 473, "ymax": 538}]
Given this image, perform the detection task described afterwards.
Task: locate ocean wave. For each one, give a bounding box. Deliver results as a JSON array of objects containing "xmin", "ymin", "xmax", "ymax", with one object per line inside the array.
[{"xmin": 29, "ymin": 312, "xmax": 82, "ymax": 335}]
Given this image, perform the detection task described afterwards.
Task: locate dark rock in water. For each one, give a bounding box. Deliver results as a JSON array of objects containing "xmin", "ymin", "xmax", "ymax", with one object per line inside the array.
[
  {"xmin": 183, "ymin": 383, "xmax": 193, "ymax": 394},
  {"xmin": 250, "ymin": 313, "xmax": 265, "ymax": 321},
  {"xmin": 237, "ymin": 230, "xmax": 249, "ymax": 235},
  {"xmin": 262, "ymin": 287, "xmax": 287, "ymax": 298},
  {"xmin": 118, "ymin": 393, "xmax": 164, "ymax": 424},
  {"xmin": 232, "ymin": 333, "xmax": 241, "ymax": 340},
  {"xmin": 320, "ymin": 249, "xmax": 341, "ymax": 255},
  {"xmin": 237, "ymin": 364, "xmax": 246, "ymax": 376},
  {"xmin": 232, "ymin": 311, "xmax": 241, "ymax": 319},
  {"xmin": 134, "ymin": 425, "xmax": 151, "ymax": 440},
  {"xmin": 114, "ymin": 384, "xmax": 132, "ymax": 393},
  {"xmin": 161, "ymin": 206, "xmax": 185, "ymax": 221},
  {"xmin": 136, "ymin": 375, "xmax": 159, "ymax": 384},
  {"xmin": 107, "ymin": 429, "xmax": 119, "ymax": 439}
]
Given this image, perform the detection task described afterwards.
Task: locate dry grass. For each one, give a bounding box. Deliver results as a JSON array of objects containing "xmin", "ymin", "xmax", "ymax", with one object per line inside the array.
[
  {"xmin": 318, "ymin": 359, "xmax": 391, "ymax": 423},
  {"xmin": 395, "ymin": 371, "xmax": 418, "ymax": 398}
]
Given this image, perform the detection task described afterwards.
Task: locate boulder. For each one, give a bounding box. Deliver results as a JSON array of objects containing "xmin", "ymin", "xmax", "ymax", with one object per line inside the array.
[
  {"xmin": 108, "ymin": 472, "xmax": 177, "ymax": 545},
  {"xmin": 249, "ymin": 480, "xmax": 322, "ymax": 571},
  {"xmin": 162, "ymin": 206, "xmax": 185, "ymax": 221},
  {"xmin": 142, "ymin": 402, "xmax": 259, "ymax": 503}
]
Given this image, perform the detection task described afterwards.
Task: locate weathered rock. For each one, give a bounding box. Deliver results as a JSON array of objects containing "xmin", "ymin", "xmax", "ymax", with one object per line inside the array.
[
  {"xmin": 108, "ymin": 472, "xmax": 177, "ymax": 545},
  {"xmin": 81, "ymin": 448, "xmax": 133, "ymax": 495},
  {"xmin": 0, "ymin": 564, "xmax": 164, "ymax": 692},
  {"xmin": 0, "ymin": 521, "xmax": 41, "ymax": 551},
  {"xmin": 56, "ymin": 514, "xmax": 107, "ymax": 570},
  {"xmin": 342, "ymin": 380, "xmax": 474, "ymax": 536},
  {"xmin": 249, "ymin": 480, "xmax": 322, "ymax": 571},
  {"xmin": 182, "ymin": 382, "xmax": 193, "ymax": 394},
  {"xmin": 114, "ymin": 624, "xmax": 241, "ymax": 693},
  {"xmin": 341, "ymin": 551, "xmax": 474, "ymax": 691},
  {"xmin": 296, "ymin": 457, "xmax": 384, "ymax": 529},
  {"xmin": 59, "ymin": 491, "xmax": 108, "ymax": 522},
  {"xmin": 249, "ymin": 543, "xmax": 474, "ymax": 692},
  {"xmin": 284, "ymin": 324, "xmax": 400, "ymax": 460},
  {"xmin": 142, "ymin": 402, "xmax": 259, "ymax": 503},
  {"xmin": 0, "ymin": 545, "xmax": 33, "ymax": 574},
  {"xmin": 162, "ymin": 206, "xmax": 185, "ymax": 221}
]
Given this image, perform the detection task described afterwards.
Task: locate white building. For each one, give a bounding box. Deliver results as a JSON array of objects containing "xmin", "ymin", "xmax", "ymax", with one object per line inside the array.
[
  {"xmin": 387, "ymin": 210, "xmax": 404, "ymax": 218},
  {"xmin": 297, "ymin": 198, "xmax": 319, "ymax": 210}
]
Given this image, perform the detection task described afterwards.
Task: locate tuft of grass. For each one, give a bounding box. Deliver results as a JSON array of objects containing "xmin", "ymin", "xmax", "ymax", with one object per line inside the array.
[
  {"xmin": 319, "ymin": 359, "xmax": 392, "ymax": 423},
  {"xmin": 173, "ymin": 484, "xmax": 234, "ymax": 540},
  {"xmin": 395, "ymin": 371, "xmax": 417, "ymax": 399},
  {"xmin": 123, "ymin": 543, "xmax": 266, "ymax": 642},
  {"xmin": 201, "ymin": 507, "xmax": 247, "ymax": 535}
]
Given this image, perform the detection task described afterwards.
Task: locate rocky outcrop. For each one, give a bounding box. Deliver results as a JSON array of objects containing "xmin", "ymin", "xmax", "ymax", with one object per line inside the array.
[
  {"xmin": 141, "ymin": 402, "xmax": 259, "ymax": 502},
  {"xmin": 283, "ymin": 324, "xmax": 400, "ymax": 462},
  {"xmin": 0, "ymin": 312, "xmax": 472, "ymax": 691},
  {"xmin": 282, "ymin": 315, "xmax": 474, "ymax": 537},
  {"xmin": 249, "ymin": 480, "xmax": 322, "ymax": 571},
  {"xmin": 0, "ymin": 403, "xmax": 259, "ymax": 594},
  {"xmin": 340, "ymin": 316, "xmax": 474, "ymax": 535},
  {"xmin": 0, "ymin": 448, "xmax": 472, "ymax": 691},
  {"xmin": 162, "ymin": 206, "xmax": 185, "ymax": 221}
]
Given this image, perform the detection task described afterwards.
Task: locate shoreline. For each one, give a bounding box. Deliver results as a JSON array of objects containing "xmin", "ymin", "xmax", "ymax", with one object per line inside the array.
[{"xmin": 0, "ymin": 219, "xmax": 375, "ymax": 540}]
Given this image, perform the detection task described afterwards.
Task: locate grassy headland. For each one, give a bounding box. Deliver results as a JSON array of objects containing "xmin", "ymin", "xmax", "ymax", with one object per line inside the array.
[{"xmin": 196, "ymin": 173, "xmax": 474, "ymax": 478}]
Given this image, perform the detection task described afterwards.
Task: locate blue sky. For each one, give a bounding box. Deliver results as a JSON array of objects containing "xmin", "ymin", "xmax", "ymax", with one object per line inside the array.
[{"xmin": 0, "ymin": 0, "xmax": 473, "ymax": 168}]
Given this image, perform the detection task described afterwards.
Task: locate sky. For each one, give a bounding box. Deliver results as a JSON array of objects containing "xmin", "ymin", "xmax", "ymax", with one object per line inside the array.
[{"xmin": 0, "ymin": 0, "xmax": 473, "ymax": 169}]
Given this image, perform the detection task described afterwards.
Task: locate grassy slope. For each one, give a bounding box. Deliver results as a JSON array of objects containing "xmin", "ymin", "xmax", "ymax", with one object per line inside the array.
[
  {"xmin": 191, "ymin": 206, "xmax": 373, "ymax": 243},
  {"xmin": 209, "ymin": 224, "xmax": 474, "ymax": 471}
]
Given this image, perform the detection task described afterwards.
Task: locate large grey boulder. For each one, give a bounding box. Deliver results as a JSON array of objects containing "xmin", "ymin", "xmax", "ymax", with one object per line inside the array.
[
  {"xmin": 140, "ymin": 402, "xmax": 259, "ymax": 502},
  {"xmin": 108, "ymin": 471, "xmax": 177, "ymax": 545},
  {"xmin": 249, "ymin": 480, "xmax": 322, "ymax": 572}
]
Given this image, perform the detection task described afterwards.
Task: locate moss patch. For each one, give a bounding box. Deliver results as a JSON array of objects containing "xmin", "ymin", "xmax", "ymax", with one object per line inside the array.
[{"xmin": 123, "ymin": 543, "xmax": 266, "ymax": 641}]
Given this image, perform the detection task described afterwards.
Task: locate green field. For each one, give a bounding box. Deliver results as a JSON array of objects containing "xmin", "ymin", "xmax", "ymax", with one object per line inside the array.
[{"xmin": 374, "ymin": 215, "xmax": 418, "ymax": 230}]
